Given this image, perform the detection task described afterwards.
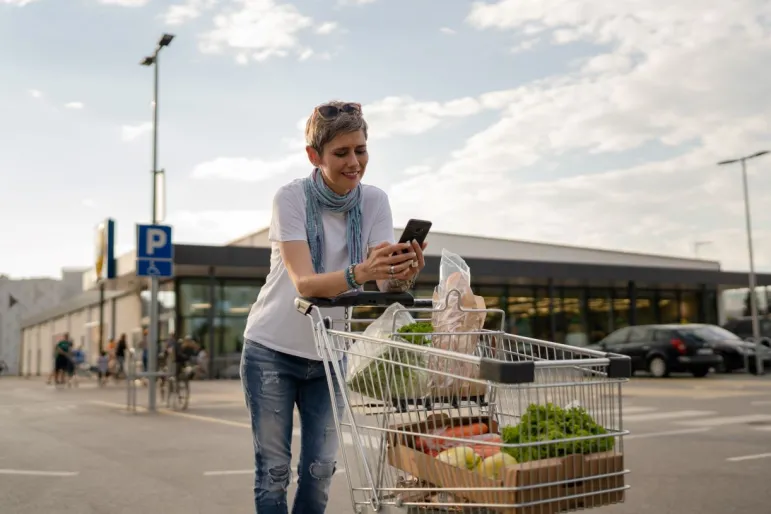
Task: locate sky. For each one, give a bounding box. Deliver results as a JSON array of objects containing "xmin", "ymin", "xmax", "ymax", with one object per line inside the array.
[{"xmin": 2, "ymin": 0, "xmax": 771, "ymax": 279}]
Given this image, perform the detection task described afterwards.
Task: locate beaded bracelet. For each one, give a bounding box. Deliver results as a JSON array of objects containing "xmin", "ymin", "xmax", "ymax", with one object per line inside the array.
[{"xmin": 345, "ymin": 264, "xmax": 362, "ymax": 290}]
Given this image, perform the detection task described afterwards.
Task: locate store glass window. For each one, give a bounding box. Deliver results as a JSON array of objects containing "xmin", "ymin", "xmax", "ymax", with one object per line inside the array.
[
  {"xmin": 477, "ymin": 286, "xmax": 506, "ymax": 331},
  {"xmin": 680, "ymin": 291, "xmax": 699, "ymax": 324},
  {"xmin": 179, "ymin": 280, "xmax": 217, "ymax": 318},
  {"xmin": 221, "ymin": 281, "xmax": 261, "ymax": 316},
  {"xmin": 559, "ymin": 288, "xmax": 588, "ymax": 346},
  {"xmin": 612, "ymin": 288, "xmax": 631, "ymax": 329},
  {"xmin": 587, "ymin": 289, "xmax": 612, "ymax": 343},
  {"xmin": 533, "ymin": 287, "xmax": 552, "ymax": 341},
  {"xmin": 507, "ymin": 288, "xmax": 535, "ymax": 337},
  {"xmin": 704, "ymin": 290, "xmax": 718, "ymax": 325},
  {"xmin": 636, "ymin": 290, "xmax": 656, "ymax": 325},
  {"xmin": 659, "ymin": 291, "xmax": 679, "ymax": 323}
]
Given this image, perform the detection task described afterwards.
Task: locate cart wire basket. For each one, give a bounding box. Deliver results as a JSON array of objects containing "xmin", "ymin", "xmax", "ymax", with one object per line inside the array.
[{"xmin": 295, "ymin": 291, "xmax": 632, "ymax": 514}]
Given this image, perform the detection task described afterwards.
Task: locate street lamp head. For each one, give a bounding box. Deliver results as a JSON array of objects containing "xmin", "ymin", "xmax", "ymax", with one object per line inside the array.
[
  {"xmin": 717, "ymin": 159, "xmax": 738, "ymax": 166},
  {"xmin": 750, "ymin": 150, "xmax": 770, "ymax": 159},
  {"xmin": 140, "ymin": 56, "xmax": 155, "ymax": 66},
  {"xmin": 159, "ymin": 34, "xmax": 175, "ymax": 47}
]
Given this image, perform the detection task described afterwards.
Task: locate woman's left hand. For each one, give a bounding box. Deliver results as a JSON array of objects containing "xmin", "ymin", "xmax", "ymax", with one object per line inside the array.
[
  {"xmin": 403, "ymin": 239, "xmax": 427, "ymax": 280},
  {"xmin": 383, "ymin": 240, "xmax": 426, "ymax": 291}
]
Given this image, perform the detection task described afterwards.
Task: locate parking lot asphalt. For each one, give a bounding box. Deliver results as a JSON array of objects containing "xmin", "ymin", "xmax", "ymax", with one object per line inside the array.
[{"xmin": 1, "ymin": 373, "xmax": 769, "ymax": 514}]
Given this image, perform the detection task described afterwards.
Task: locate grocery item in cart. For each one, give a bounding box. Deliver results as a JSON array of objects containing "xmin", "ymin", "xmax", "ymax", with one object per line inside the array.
[
  {"xmin": 346, "ymin": 303, "xmax": 431, "ymax": 401},
  {"xmin": 429, "ymin": 249, "xmax": 488, "ymax": 394}
]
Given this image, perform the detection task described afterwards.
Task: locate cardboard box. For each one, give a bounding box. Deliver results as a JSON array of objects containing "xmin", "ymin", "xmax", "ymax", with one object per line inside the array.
[{"xmin": 387, "ymin": 414, "xmax": 625, "ymax": 513}]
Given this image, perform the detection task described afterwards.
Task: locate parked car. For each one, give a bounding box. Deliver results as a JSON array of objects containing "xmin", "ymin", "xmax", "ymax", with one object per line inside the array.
[
  {"xmin": 688, "ymin": 324, "xmax": 771, "ymax": 374},
  {"xmin": 592, "ymin": 324, "xmax": 722, "ymax": 378},
  {"xmin": 722, "ymin": 316, "xmax": 771, "ymax": 348}
]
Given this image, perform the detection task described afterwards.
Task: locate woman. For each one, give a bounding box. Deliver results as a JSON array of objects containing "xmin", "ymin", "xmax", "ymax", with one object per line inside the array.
[{"xmin": 240, "ymin": 100, "xmax": 426, "ymax": 514}]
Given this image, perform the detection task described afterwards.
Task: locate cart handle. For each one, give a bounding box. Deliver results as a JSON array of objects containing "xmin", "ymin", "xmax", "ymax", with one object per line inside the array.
[{"xmin": 295, "ymin": 291, "xmax": 433, "ymax": 315}]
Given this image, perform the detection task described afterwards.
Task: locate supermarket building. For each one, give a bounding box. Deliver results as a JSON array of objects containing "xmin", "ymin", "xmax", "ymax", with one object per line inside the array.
[{"xmin": 19, "ymin": 228, "xmax": 771, "ymax": 379}]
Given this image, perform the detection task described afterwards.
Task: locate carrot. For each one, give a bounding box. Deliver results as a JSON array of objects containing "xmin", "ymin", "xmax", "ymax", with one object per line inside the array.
[
  {"xmin": 467, "ymin": 433, "xmax": 502, "ymax": 443},
  {"xmin": 470, "ymin": 445, "xmax": 502, "ymax": 458},
  {"xmin": 440, "ymin": 422, "xmax": 489, "ymax": 439}
]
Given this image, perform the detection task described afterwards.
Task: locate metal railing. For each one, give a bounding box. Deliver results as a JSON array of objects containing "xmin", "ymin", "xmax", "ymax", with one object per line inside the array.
[{"xmin": 126, "ymin": 348, "xmax": 169, "ymax": 412}]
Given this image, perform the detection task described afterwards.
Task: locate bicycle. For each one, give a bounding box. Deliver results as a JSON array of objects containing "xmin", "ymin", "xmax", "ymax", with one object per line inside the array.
[{"xmin": 159, "ymin": 352, "xmax": 191, "ymax": 411}]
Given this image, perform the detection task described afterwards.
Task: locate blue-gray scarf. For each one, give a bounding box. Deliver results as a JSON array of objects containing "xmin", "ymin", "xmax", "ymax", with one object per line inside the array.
[{"xmin": 303, "ymin": 168, "xmax": 363, "ymax": 274}]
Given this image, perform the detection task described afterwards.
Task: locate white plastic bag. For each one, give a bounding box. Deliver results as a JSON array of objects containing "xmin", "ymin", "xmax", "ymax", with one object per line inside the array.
[
  {"xmin": 345, "ymin": 302, "xmax": 415, "ymax": 382},
  {"xmin": 346, "ymin": 303, "xmax": 431, "ymax": 402}
]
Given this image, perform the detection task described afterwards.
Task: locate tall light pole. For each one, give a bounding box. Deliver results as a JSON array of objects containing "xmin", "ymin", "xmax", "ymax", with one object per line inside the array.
[
  {"xmin": 141, "ymin": 33, "xmax": 174, "ymax": 412},
  {"xmin": 718, "ymin": 150, "xmax": 769, "ymax": 375}
]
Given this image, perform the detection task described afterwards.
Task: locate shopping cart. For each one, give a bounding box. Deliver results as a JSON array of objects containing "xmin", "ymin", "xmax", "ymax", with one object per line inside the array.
[{"xmin": 296, "ymin": 291, "xmax": 632, "ymax": 514}]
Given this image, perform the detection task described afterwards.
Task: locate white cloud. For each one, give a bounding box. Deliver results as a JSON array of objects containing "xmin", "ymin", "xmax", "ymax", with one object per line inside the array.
[
  {"xmin": 363, "ymin": 95, "xmax": 488, "ymax": 139},
  {"xmin": 337, "ymin": 0, "xmax": 376, "ymax": 5},
  {"xmin": 121, "ymin": 122, "xmax": 152, "ymax": 142},
  {"xmin": 190, "ymin": 153, "xmax": 307, "ymax": 181},
  {"xmin": 316, "ymin": 22, "xmax": 338, "ymax": 35},
  {"xmin": 3, "ymin": 0, "xmax": 38, "ymax": 5},
  {"xmin": 98, "ymin": 0, "xmax": 151, "ymax": 6},
  {"xmin": 162, "ymin": 0, "xmax": 218, "ymax": 25},
  {"xmin": 440, "ymin": 27, "xmax": 456, "ymax": 35},
  {"xmin": 402, "ymin": 165, "xmax": 432, "ymax": 176},
  {"xmin": 198, "ymin": 0, "xmax": 331, "ymax": 64},
  {"xmin": 82, "ymin": 199, "xmax": 96, "ymax": 209},
  {"xmin": 28, "ymin": 89, "xmax": 43, "ymax": 99},
  {"xmin": 167, "ymin": 209, "xmax": 272, "ymax": 244},
  {"xmin": 64, "ymin": 101, "xmax": 84, "ymax": 109},
  {"xmin": 381, "ymin": 0, "xmax": 771, "ymax": 271}
]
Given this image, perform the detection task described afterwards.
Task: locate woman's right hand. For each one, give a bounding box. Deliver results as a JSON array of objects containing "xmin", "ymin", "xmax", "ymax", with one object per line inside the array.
[{"xmin": 354, "ymin": 241, "xmax": 417, "ymax": 283}]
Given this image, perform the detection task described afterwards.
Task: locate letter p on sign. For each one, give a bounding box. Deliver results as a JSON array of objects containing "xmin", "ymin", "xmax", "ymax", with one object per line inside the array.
[{"xmin": 146, "ymin": 228, "xmax": 167, "ymax": 256}]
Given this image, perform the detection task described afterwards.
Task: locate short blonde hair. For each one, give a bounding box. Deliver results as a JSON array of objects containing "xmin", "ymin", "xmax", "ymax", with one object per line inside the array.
[{"xmin": 305, "ymin": 101, "xmax": 368, "ymax": 153}]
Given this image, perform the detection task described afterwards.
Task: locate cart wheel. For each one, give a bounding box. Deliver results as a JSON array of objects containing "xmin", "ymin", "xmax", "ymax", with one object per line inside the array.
[
  {"xmin": 423, "ymin": 398, "xmax": 432, "ymax": 411},
  {"xmin": 478, "ymin": 395, "xmax": 488, "ymax": 407}
]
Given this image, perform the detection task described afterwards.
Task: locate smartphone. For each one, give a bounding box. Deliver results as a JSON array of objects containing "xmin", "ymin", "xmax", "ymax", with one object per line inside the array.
[{"xmin": 398, "ymin": 219, "xmax": 432, "ymax": 252}]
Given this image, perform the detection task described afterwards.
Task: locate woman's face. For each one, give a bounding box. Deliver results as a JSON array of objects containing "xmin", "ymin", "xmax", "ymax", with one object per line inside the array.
[{"xmin": 307, "ymin": 129, "xmax": 368, "ymax": 195}]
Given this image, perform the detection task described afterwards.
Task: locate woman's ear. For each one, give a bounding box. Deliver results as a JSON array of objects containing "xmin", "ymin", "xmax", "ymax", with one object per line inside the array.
[{"xmin": 306, "ymin": 145, "xmax": 321, "ymax": 167}]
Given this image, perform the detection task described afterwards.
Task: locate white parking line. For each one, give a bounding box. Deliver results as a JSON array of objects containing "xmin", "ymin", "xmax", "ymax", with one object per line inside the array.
[
  {"xmin": 726, "ymin": 452, "xmax": 771, "ymax": 463},
  {"xmin": 204, "ymin": 468, "xmax": 347, "ymax": 482},
  {"xmin": 677, "ymin": 414, "xmax": 771, "ymax": 427},
  {"xmin": 204, "ymin": 469, "xmax": 252, "ymax": 476},
  {"xmin": 624, "ymin": 427, "xmax": 711, "ymax": 440},
  {"xmin": 0, "ymin": 469, "xmax": 79, "ymax": 477},
  {"xmin": 623, "ymin": 410, "xmax": 716, "ymax": 422},
  {"xmin": 750, "ymin": 400, "xmax": 771, "ymax": 406}
]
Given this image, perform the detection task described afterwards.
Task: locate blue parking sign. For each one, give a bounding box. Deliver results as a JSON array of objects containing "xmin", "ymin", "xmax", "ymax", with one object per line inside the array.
[{"xmin": 136, "ymin": 224, "xmax": 174, "ymax": 278}]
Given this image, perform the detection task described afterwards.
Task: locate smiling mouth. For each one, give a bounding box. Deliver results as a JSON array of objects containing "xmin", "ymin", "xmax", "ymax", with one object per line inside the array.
[{"xmin": 342, "ymin": 171, "xmax": 359, "ymax": 179}]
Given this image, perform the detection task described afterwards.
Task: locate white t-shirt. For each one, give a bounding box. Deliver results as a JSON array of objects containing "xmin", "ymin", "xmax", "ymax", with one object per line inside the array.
[{"xmin": 243, "ymin": 178, "xmax": 395, "ymax": 361}]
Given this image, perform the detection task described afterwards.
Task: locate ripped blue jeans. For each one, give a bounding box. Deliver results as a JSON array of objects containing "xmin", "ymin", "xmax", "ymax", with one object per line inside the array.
[{"xmin": 241, "ymin": 339, "xmax": 345, "ymax": 514}]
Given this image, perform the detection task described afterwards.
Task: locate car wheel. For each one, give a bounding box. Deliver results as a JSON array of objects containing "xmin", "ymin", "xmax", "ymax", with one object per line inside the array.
[
  {"xmin": 648, "ymin": 356, "xmax": 669, "ymax": 378},
  {"xmin": 692, "ymin": 367, "xmax": 710, "ymax": 378}
]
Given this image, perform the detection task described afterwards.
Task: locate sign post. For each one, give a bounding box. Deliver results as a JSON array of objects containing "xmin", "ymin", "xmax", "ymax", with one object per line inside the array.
[
  {"xmin": 94, "ymin": 219, "xmax": 116, "ymax": 355},
  {"xmin": 136, "ymin": 224, "xmax": 173, "ymax": 412}
]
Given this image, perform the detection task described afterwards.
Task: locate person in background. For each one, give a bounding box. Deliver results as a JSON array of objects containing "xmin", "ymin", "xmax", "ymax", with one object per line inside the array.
[
  {"xmin": 115, "ymin": 334, "xmax": 128, "ymax": 378},
  {"xmin": 54, "ymin": 333, "xmax": 73, "ymax": 387},
  {"xmin": 70, "ymin": 344, "xmax": 85, "ymax": 387},
  {"xmin": 138, "ymin": 328, "xmax": 149, "ymax": 373},
  {"xmin": 97, "ymin": 351, "xmax": 109, "ymax": 387},
  {"xmin": 195, "ymin": 345, "xmax": 208, "ymax": 379}
]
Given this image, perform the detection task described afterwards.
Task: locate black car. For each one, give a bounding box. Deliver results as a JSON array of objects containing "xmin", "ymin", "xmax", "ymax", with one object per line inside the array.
[
  {"xmin": 593, "ymin": 324, "xmax": 722, "ymax": 378},
  {"xmin": 722, "ymin": 316, "xmax": 771, "ymax": 348},
  {"xmin": 688, "ymin": 324, "xmax": 771, "ymax": 374}
]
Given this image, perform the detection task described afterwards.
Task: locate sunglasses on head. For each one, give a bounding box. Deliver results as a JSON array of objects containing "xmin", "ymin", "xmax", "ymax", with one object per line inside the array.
[{"xmin": 316, "ymin": 102, "xmax": 362, "ymax": 120}]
